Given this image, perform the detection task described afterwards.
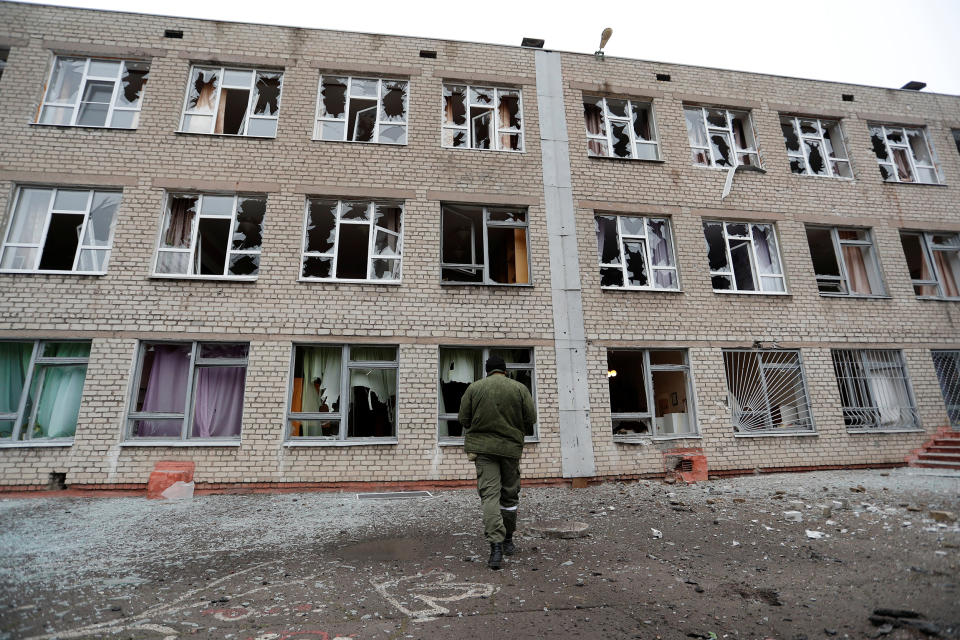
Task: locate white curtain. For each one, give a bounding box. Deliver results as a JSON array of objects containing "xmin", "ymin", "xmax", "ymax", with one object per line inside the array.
[{"xmin": 301, "ymin": 347, "xmax": 341, "ymax": 411}]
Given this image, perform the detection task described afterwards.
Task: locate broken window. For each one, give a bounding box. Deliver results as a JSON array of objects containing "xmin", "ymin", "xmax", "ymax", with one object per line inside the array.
[
  {"xmin": 441, "ymin": 204, "xmax": 530, "ymax": 284},
  {"xmin": 438, "ymin": 347, "xmax": 537, "ymax": 442},
  {"xmin": 899, "ymin": 231, "xmax": 960, "ymax": 299},
  {"xmin": 127, "ymin": 342, "xmax": 248, "ymax": 440},
  {"xmin": 780, "ymin": 116, "xmax": 852, "ymax": 178},
  {"xmin": 583, "ymin": 96, "xmax": 659, "ymax": 160},
  {"xmin": 723, "ymin": 349, "xmax": 813, "ymax": 434},
  {"xmin": 0, "ymin": 186, "xmax": 121, "ymax": 274},
  {"xmin": 832, "ymin": 349, "xmax": 918, "ymax": 431},
  {"xmin": 931, "ymin": 350, "xmax": 960, "ymax": 428},
  {"xmin": 154, "ymin": 193, "xmax": 266, "ymax": 279},
  {"xmin": 608, "ymin": 349, "xmax": 696, "ymax": 438},
  {"xmin": 953, "ymin": 130, "xmax": 960, "ymax": 156},
  {"xmin": 0, "ymin": 340, "xmax": 90, "ymax": 442},
  {"xmin": 287, "ymin": 345, "xmax": 398, "ymax": 441},
  {"xmin": 868, "ymin": 124, "xmax": 940, "ymax": 184},
  {"xmin": 703, "ymin": 221, "xmax": 785, "ymax": 293},
  {"xmin": 0, "ymin": 49, "xmax": 8, "ymax": 83},
  {"xmin": 37, "ymin": 56, "xmax": 148, "ymax": 128},
  {"xmin": 595, "ymin": 215, "xmax": 677, "ymax": 289},
  {"xmin": 805, "ymin": 226, "xmax": 885, "ymax": 296},
  {"xmin": 314, "ymin": 76, "xmax": 408, "ymax": 144},
  {"xmin": 442, "ymin": 84, "xmax": 523, "ymax": 151},
  {"xmin": 301, "ymin": 199, "xmax": 403, "ymax": 281},
  {"xmin": 683, "ymin": 106, "xmax": 760, "ymax": 168},
  {"xmin": 180, "ymin": 66, "xmax": 282, "ymax": 137}
]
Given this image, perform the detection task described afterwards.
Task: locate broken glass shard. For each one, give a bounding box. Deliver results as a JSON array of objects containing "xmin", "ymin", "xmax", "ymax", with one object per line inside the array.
[
  {"xmin": 623, "ymin": 240, "xmax": 648, "ymax": 286},
  {"xmin": 600, "ymin": 267, "xmax": 624, "ymax": 287},
  {"xmin": 781, "ymin": 120, "xmax": 800, "ymax": 152},
  {"xmin": 498, "ymin": 90, "xmax": 521, "ymax": 129},
  {"xmin": 228, "ymin": 254, "xmax": 259, "ymax": 276},
  {"xmin": 595, "ymin": 216, "xmax": 620, "ymax": 264},
  {"xmin": 470, "ymin": 87, "xmax": 493, "ymax": 104},
  {"xmin": 253, "ymin": 72, "xmax": 281, "ymax": 115},
  {"xmin": 371, "ymin": 259, "xmax": 400, "ymax": 280},
  {"xmin": 584, "ymin": 97, "xmax": 605, "ymax": 136},
  {"xmin": 611, "ymin": 122, "xmax": 632, "ymax": 158},
  {"xmin": 306, "ymin": 200, "xmax": 336, "ymax": 253},
  {"xmin": 710, "ymin": 133, "xmax": 733, "ymax": 167},
  {"xmin": 378, "ymin": 124, "xmax": 406, "ymax": 144},
  {"xmin": 233, "ymin": 197, "xmax": 266, "ymax": 250},
  {"xmin": 302, "ymin": 256, "xmax": 333, "ymax": 278},
  {"xmin": 805, "ymin": 140, "xmax": 826, "ymax": 175},
  {"xmin": 188, "ymin": 68, "xmax": 218, "ymax": 112},
  {"xmin": 606, "ymin": 99, "xmax": 628, "ymax": 118},
  {"xmin": 380, "ymin": 81, "xmax": 407, "ymax": 122},
  {"xmin": 443, "ymin": 85, "xmax": 467, "ymax": 125},
  {"xmin": 703, "ymin": 222, "xmax": 728, "ymax": 271},
  {"xmin": 321, "ymin": 77, "xmax": 347, "ymax": 118},
  {"xmin": 705, "ymin": 109, "xmax": 727, "ymax": 128},
  {"xmin": 632, "ymin": 104, "xmax": 653, "ymax": 141}
]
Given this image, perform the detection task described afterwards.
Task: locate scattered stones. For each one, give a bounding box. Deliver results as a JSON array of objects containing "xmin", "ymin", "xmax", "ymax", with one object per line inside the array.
[
  {"xmin": 650, "ymin": 529, "xmax": 663, "ymax": 539},
  {"xmin": 929, "ymin": 510, "xmax": 957, "ymax": 523},
  {"xmin": 528, "ymin": 520, "xmax": 589, "ymax": 539},
  {"xmin": 783, "ymin": 511, "xmax": 803, "ymax": 522}
]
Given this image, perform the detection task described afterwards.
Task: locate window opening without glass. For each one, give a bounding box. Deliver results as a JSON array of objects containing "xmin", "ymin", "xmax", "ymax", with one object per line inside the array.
[
  {"xmin": 595, "ymin": 215, "xmax": 677, "ymax": 289},
  {"xmin": 683, "ymin": 106, "xmax": 760, "ymax": 168},
  {"xmin": 0, "ymin": 49, "xmax": 9, "ymax": 83},
  {"xmin": 953, "ymin": 130, "xmax": 960, "ymax": 156},
  {"xmin": 315, "ymin": 76, "xmax": 408, "ymax": 144},
  {"xmin": 607, "ymin": 349, "xmax": 696, "ymax": 438},
  {"xmin": 301, "ymin": 199, "xmax": 403, "ymax": 282},
  {"xmin": 438, "ymin": 347, "xmax": 537, "ymax": 442},
  {"xmin": 0, "ymin": 186, "xmax": 121, "ymax": 274},
  {"xmin": 805, "ymin": 226, "xmax": 884, "ymax": 296},
  {"xmin": 287, "ymin": 345, "xmax": 398, "ymax": 441},
  {"xmin": 899, "ymin": 231, "xmax": 960, "ymax": 299},
  {"xmin": 0, "ymin": 341, "xmax": 90, "ymax": 442},
  {"xmin": 869, "ymin": 124, "xmax": 940, "ymax": 184},
  {"xmin": 703, "ymin": 221, "xmax": 785, "ymax": 293},
  {"xmin": 583, "ymin": 96, "xmax": 659, "ymax": 159},
  {"xmin": 441, "ymin": 204, "xmax": 530, "ymax": 285},
  {"xmin": 179, "ymin": 66, "xmax": 282, "ymax": 137},
  {"xmin": 723, "ymin": 349, "xmax": 813, "ymax": 434},
  {"xmin": 780, "ymin": 116, "xmax": 851, "ymax": 178},
  {"xmin": 932, "ymin": 350, "xmax": 960, "ymax": 428},
  {"xmin": 442, "ymin": 84, "xmax": 523, "ymax": 151},
  {"xmin": 832, "ymin": 349, "xmax": 918, "ymax": 431},
  {"xmin": 127, "ymin": 342, "xmax": 248, "ymax": 440},
  {"xmin": 154, "ymin": 193, "xmax": 266, "ymax": 279},
  {"xmin": 37, "ymin": 56, "xmax": 148, "ymax": 128}
]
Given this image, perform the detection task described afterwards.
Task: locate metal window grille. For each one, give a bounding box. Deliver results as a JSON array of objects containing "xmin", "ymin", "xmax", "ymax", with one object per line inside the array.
[
  {"xmin": 832, "ymin": 349, "xmax": 919, "ymax": 430},
  {"xmin": 932, "ymin": 350, "xmax": 960, "ymax": 428},
  {"xmin": 723, "ymin": 349, "xmax": 813, "ymax": 433}
]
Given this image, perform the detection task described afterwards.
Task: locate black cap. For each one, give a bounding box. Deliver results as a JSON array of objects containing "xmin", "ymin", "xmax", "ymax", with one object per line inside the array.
[{"xmin": 485, "ymin": 355, "xmax": 506, "ymax": 374}]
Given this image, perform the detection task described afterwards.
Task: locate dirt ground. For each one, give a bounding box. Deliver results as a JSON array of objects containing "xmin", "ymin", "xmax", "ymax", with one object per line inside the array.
[{"xmin": 0, "ymin": 467, "xmax": 957, "ymax": 640}]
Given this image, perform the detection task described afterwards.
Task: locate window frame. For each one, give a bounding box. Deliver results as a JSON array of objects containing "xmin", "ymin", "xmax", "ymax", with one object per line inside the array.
[
  {"xmin": 900, "ymin": 231, "xmax": 960, "ymax": 300},
  {"xmin": 178, "ymin": 65, "xmax": 283, "ymax": 137},
  {"xmin": 868, "ymin": 124, "xmax": 941, "ymax": 184},
  {"xmin": 780, "ymin": 115, "xmax": 852, "ymax": 179},
  {"xmin": 805, "ymin": 225, "xmax": 886, "ymax": 297},
  {"xmin": 313, "ymin": 75, "xmax": 409, "ymax": 145},
  {"xmin": 0, "ymin": 339, "xmax": 90, "ymax": 445},
  {"xmin": 285, "ymin": 344, "xmax": 400, "ymax": 445},
  {"xmin": 703, "ymin": 220, "xmax": 787, "ymax": 294},
  {"xmin": 441, "ymin": 84, "xmax": 524, "ymax": 152},
  {"xmin": 440, "ymin": 204, "xmax": 532, "ymax": 286},
  {"xmin": 952, "ymin": 129, "xmax": 960, "ymax": 157},
  {"xmin": 831, "ymin": 349, "xmax": 920, "ymax": 432},
  {"xmin": 595, "ymin": 214, "xmax": 679, "ymax": 290},
  {"xmin": 607, "ymin": 348, "xmax": 698, "ymax": 441},
  {"xmin": 723, "ymin": 349, "xmax": 815, "ymax": 436},
  {"xmin": 683, "ymin": 105, "xmax": 761, "ymax": 169},
  {"xmin": 36, "ymin": 56, "xmax": 148, "ymax": 129},
  {"xmin": 299, "ymin": 198, "xmax": 404, "ymax": 283},
  {"xmin": 583, "ymin": 96, "xmax": 660, "ymax": 160},
  {"xmin": 437, "ymin": 346, "xmax": 538, "ymax": 445},
  {"xmin": 931, "ymin": 349, "xmax": 960, "ymax": 428},
  {"xmin": 125, "ymin": 341, "xmax": 249, "ymax": 443},
  {"xmin": 152, "ymin": 192, "xmax": 266, "ymax": 281},
  {"xmin": 0, "ymin": 186, "xmax": 121, "ymax": 275}
]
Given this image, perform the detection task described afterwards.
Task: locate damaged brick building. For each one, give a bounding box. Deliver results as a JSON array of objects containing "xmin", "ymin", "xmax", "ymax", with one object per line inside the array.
[{"xmin": 0, "ymin": 2, "xmax": 958, "ymax": 491}]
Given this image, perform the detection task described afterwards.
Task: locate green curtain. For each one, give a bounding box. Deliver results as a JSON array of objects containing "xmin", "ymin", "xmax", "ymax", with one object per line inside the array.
[
  {"xmin": 32, "ymin": 343, "xmax": 89, "ymax": 438},
  {"xmin": 0, "ymin": 343, "xmax": 32, "ymax": 438}
]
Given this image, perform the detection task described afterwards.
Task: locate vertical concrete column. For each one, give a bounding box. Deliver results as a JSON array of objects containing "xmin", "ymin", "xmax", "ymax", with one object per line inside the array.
[{"xmin": 535, "ymin": 50, "xmax": 596, "ymax": 478}]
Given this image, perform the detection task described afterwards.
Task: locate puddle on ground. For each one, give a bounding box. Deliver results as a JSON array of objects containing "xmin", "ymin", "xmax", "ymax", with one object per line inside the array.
[{"xmin": 336, "ymin": 538, "xmax": 424, "ymax": 562}]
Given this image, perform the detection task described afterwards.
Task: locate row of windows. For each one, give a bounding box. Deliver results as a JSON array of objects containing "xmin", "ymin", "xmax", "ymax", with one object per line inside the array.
[
  {"xmin": 3, "ymin": 340, "xmax": 958, "ymax": 444},
  {"xmin": 3, "ymin": 185, "xmax": 958, "ymax": 300},
  {"xmin": 15, "ymin": 54, "xmax": 960, "ymax": 182}
]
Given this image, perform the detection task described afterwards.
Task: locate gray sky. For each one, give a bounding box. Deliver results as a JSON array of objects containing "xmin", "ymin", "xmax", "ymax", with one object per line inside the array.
[{"xmin": 13, "ymin": 0, "xmax": 960, "ymax": 94}]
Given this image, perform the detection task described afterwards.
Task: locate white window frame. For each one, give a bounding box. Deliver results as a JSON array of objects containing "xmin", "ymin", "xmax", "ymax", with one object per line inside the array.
[
  {"xmin": 832, "ymin": 349, "xmax": 920, "ymax": 432},
  {"xmin": 125, "ymin": 341, "xmax": 248, "ymax": 442},
  {"xmin": 703, "ymin": 221, "xmax": 786, "ymax": 294},
  {"xmin": 683, "ymin": 105, "xmax": 760, "ymax": 169},
  {"xmin": 607, "ymin": 349, "xmax": 698, "ymax": 441},
  {"xmin": 441, "ymin": 84, "xmax": 524, "ymax": 152},
  {"xmin": 869, "ymin": 124, "xmax": 941, "ymax": 184},
  {"xmin": 314, "ymin": 76, "xmax": 408, "ymax": 145},
  {"xmin": 437, "ymin": 346, "xmax": 538, "ymax": 445},
  {"xmin": 36, "ymin": 56, "xmax": 148, "ymax": 129},
  {"xmin": 900, "ymin": 231, "xmax": 960, "ymax": 300},
  {"xmin": 780, "ymin": 116, "xmax": 852, "ymax": 178},
  {"xmin": 723, "ymin": 349, "xmax": 815, "ymax": 435},
  {"xmin": 440, "ymin": 204, "xmax": 532, "ymax": 286},
  {"xmin": 805, "ymin": 226, "xmax": 885, "ymax": 297},
  {"xmin": 0, "ymin": 340, "xmax": 90, "ymax": 444},
  {"xmin": 0, "ymin": 186, "xmax": 121, "ymax": 275},
  {"xmin": 300, "ymin": 199, "xmax": 404, "ymax": 283},
  {"xmin": 583, "ymin": 96, "xmax": 660, "ymax": 160},
  {"xmin": 285, "ymin": 344, "xmax": 399, "ymax": 444},
  {"xmin": 153, "ymin": 192, "xmax": 265, "ymax": 281},
  {"xmin": 178, "ymin": 65, "xmax": 283, "ymax": 137},
  {"xmin": 595, "ymin": 214, "xmax": 678, "ymax": 290}
]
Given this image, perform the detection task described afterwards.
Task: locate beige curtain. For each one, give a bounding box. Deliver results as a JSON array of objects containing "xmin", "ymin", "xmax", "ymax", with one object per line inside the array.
[
  {"xmin": 163, "ymin": 197, "xmax": 196, "ymax": 248},
  {"xmin": 842, "ymin": 245, "xmax": 872, "ymax": 294},
  {"xmin": 934, "ymin": 252, "xmax": 960, "ymax": 297}
]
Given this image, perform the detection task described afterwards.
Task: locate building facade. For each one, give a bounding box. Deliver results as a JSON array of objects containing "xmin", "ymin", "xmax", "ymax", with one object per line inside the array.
[{"xmin": 0, "ymin": 2, "xmax": 958, "ymax": 490}]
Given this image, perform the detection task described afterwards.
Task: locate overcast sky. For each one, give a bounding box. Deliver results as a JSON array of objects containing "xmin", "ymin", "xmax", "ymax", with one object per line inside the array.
[{"xmin": 13, "ymin": 0, "xmax": 960, "ymax": 94}]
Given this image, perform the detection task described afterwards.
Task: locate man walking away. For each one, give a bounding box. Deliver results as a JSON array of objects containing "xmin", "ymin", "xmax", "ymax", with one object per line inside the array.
[{"xmin": 458, "ymin": 355, "xmax": 537, "ymax": 569}]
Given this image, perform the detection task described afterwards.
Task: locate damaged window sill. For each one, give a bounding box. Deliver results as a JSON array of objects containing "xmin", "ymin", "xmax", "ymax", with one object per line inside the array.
[
  {"xmin": 0, "ymin": 440, "xmax": 74, "ymax": 448},
  {"xmin": 310, "ymin": 138, "xmax": 407, "ymax": 147},
  {"xmin": 713, "ymin": 290, "xmax": 791, "ymax": 297},
  {"xmin": 29, "ymin": 123, "xmax": 138, "ymax": 133},
  {"xmin": 440, "ymin": 281, "xmax": 534, "ymax": 288},
  {"xmin": 298, "ymin": 278, "xmax": 401, "ymax": 286},
  {"xmin": 880, "ymin": 180, "xmax": 947, "ymax": 188},
  {"xmin": 601, "ymin": 286, "xmax": 683, "ymax": 294},
  {"xmin": 150, "ymin": 274, "xmax": 258, "ymax": 282},
  {"xmin": 438, "ymin": 437, "xmax": 540, "ymax": 446},
  {"xmin": 916, "ymin": 296, "xmax": 960, "ymax": 302},
  {"xmin": 588, "ymin": 155, "xmax": 665, "ymax": 164},
  {"xmin": 441, "ymin": 147, "xmax": 525, "ymax": 155},
  {"xmin": 120, "ymin": 440, "xmax": 242, "ymax": 447},
  {"xmin": 284, "ymin": 439, "xmax": 398, "ymax": 447},
  {"xmin": 820, "ymin": 294, "xmax": 892, "ymax": 300},
  {"xmin": 846, "ymin": 428, "xmax": 924, "ymax": 435},
  {"xmin": 174, "ymin": 131, "xmax": 277, "ymax": 140},
  {"xmin": 614, "ymin": 434, "xmax": 701, "ymax": 443},
  {"xmin": 788, "ymin": 172, "xmax": 854, "ymax": 182},
  {"xmin": 0, "ymin": 270, "xmax": 106, "ymax": 277},
  {"xmin": 734, "ymin": 431, "xmax": 817, "ymax": 438}
]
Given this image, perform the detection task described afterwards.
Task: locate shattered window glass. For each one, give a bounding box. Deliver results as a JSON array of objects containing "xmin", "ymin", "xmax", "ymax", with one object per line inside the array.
[
  {"xmin": 781, "ymin": 116, "xmax": 850, "ymax": 178},
  {"xmin": 724, "ymin": 350, "xmax": 813, "ymax": 434},
  {"xmin": 443, "ymin": 84, "xmax": 524, "ymax": 151},
  {"xmin": 38, "ymin": 57, "xmax": 149, "ymax": 128},
  {"xmin": 806, "ymin": 225, "xmax": 884, "ymax": 296},
  {"xmin": 442, "ymin": 204, "xmax": 529, "ymax": 285},
  {"xmin": 583, "ymin": 96, "xmax": 660, "ymax": 160},
  {"xmin": 900, "ymin": 231, "xmax": 960, "ymax": 298},
  {"xmin": 868, "ymin": 124, "xmax": 940, "ymax": 184},
  {"xmin": 596, "ymin": 215, "xmax": 677, "ymax": 290},
  {"xmin": 608, "ymin": 349, "xmax": 696, "ymax": 438},
  {"xmin": 683, "ymin": 106, "xmax": 760, "ymax": 169},
  {"xmin": 301, "ymin": 199, "xmax": 403, "ymax": 282},
  {"xmin": 703, "ymin": 221, "xmax": 785, "ymax": 293},
  {"xmin": 315, "ymin": 76, "xmax": 407, "ymax": 144},
  {"xmin": 180, "ymin": 65, "xmax": 283, "ymax": 137}
]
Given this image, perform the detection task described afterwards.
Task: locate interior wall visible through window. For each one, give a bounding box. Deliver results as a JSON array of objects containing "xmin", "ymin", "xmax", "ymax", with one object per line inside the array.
[
  {"xmin": 301, "ymin": 199, "xmax": 403, "ymax": 281},
  {"xmin": 607, "ymin": 349, "xmax": 696, "ymax": 439},
  {"xmin": 440, "ymin": 204, "xmax": 530, "ymax": 285},
  {"xmin": 180, "ymin": 66, "xmax": 282, "ymax": 137},
  {"xmin": 723, "ymin": 349, "xmax": 813, "ymax": 434},
  {"xmin": 805, "ymin": 226, "xmax": 884, "ymax": 296},
  {"xmin": 315, "ymin": 76, "xmax": 408, "ymax": 144},
  {"xmin": 703, "ymin": 220, "xmax": 785, "ymax": 293},
  {"xmin": 442, "ymin": 84, "xmax": 523, "ymax": 151},
  {"xmin": 899, "ymin": 231, "xmax": 960, "ymax": 299}
]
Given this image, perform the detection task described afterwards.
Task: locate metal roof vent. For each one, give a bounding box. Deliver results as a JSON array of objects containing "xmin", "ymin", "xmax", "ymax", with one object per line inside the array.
[
  {"xmin": 521, "ymin": 37, "xmax": 544, "ymax": 48},
  {"xmin": 900, "ymin": 81, "xmax": 926, "ymax": 91}
]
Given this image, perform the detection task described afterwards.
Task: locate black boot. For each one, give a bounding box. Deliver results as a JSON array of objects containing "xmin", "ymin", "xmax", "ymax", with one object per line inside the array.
[
  {"xmin": 487, "ymin": 542, "xmax": 503, "ymax": 569},
  {"xmin": 503, "ymin": 536, "xmax": 516, "ymax": 556}
]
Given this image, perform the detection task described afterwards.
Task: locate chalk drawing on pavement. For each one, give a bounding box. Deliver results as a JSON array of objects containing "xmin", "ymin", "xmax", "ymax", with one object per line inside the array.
[{"xmin": 370, "ymin": 569, "xmax": 498, "ymax": 622}]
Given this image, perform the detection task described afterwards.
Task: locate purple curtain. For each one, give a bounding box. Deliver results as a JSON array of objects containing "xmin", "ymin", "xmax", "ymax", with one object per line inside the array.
[
  {"xmin": 138, "ymin": 344, "xmax": 190, "ymax": 437},
  {"xmin": 191, "ymin": 366, "xmax": 246, "ymax": 438}
]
